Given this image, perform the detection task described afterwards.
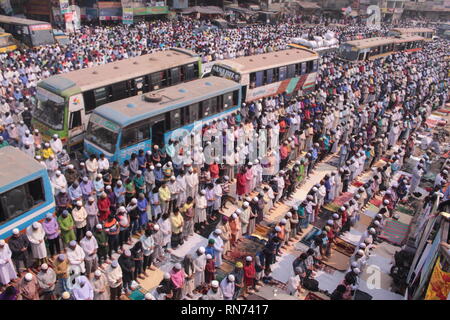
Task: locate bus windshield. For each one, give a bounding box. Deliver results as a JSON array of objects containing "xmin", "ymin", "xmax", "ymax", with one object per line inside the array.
[
  {"xmin": 34, "ymin": 87, "xmax": 65, "ymax": 130},
  {"xmin": 85, "ymin": 114, "xmax": 119, "ymax": 154},
  {"xmin": 339, "ymin": 45, "xmax": 359, "ymax": 61}
]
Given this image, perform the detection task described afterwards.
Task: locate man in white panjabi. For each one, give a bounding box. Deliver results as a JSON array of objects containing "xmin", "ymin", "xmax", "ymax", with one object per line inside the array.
[
  {"xmin": 92, "ymin": 269, "xmax": 110, "ymax": 300},
  {"xmin": 67, "ymin": 240, "xmax": 86, "ymax": 274},
  {"xmin": 193, "ymin": 247, "xmax": 206, "ymax": 289},
  {"xmin": 26, "ymin": 221, "xmax": 47, "ymax": 263},
  {"xmin": 0, "ymin": 239, "xmax": 17, "ymax": 285}
]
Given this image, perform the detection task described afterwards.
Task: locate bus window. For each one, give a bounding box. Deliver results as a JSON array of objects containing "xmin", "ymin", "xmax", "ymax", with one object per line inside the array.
[
  {"xmin": 312, "ymin": 60, "xmax": 318, "ymax": 72},
  {"xmin": 287, "ymin": 65, "xmax": 296, "ymax": 78},
  {"xmin": 223, "ymin": 92, "xmax": 233, "ymax": 109},
  {"xmin": 233, "ymin": 90, "xmax": 239, "ymax": 105},
  {"xmin": 278, "ymin": 66, "xmax": 287, "ymax": 81},
  {"xmin": 255, "ymin": 71, "xmax": 264, "ymax": 87},
  {"xmin": 209, "ymin": 97, "xmax": 218, "ymax": 114},
  {"xmin": 358, "ymin": 52, "xmax": 365, "ymax": 60},
  {"xmin": 111, "ymin": 81, "xmax": 129, "ymax": 100},
  {"xmin": 83, "ymin": 91, "xmax": 96, "ymax": 113},
  {"xmin": 69, "ymin": 110, "xmax": 82, "ymax": 129},
  {"xmin": 189, "ymin": 103, "xmax": 199, "ymax": 121},
  {"xmin": 201, "ymin": 100, "xmax": 212, "ymax": 118},
  {"xmin": 185, "ymin": 64, "xmax": 195, "ymax": 81},
  {"xmin": 249, "ymin": 73, "xmax": 256, "ymax": 89},
  {"xmin": 0, "ymin": 178, "xmax": 44, "ymax": 222},
  {"xmin": 150, "ymin": 72, "xmax": 164, "ymax": 90},
  {"xmin": 301, "ymin": 62, "xmax": 307, "ymax": 75},
  {"xmin": 93, "ymin": 87, "xmax": 110, "ymax": 107},
  {"xmin": 170, "ymin": 109, "xmax": 182, "ymax": 129},
  {"xmin": 120, "ymin": 122, "xmax": 150, "ymax": 148},
  {"xmin": 170, "ymin": 67, "xmax": 181, "ymax": 85},
  {"xmin": 265, "ymin": 69, "xmax": 273, "ymax": 84},
  {"xmin": 132, "ymin": 77, "xmax": 145, "ymax": 95}
]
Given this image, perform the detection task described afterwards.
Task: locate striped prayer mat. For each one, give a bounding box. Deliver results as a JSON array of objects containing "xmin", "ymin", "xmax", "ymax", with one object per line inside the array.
[
  {"xmin": 379, "ymin": 219, "xmax": 410, "ymax": 246},
  {"xmin": 396, "ymin": 205, "xmax": 415, "ymax": 216},
  {"xmin": 352, "ymin": 180, "xmax": 365, "ymax": 187},
  {"xmin": 323, "ymin": 192, "xmax": 354, "ymax": 212}
]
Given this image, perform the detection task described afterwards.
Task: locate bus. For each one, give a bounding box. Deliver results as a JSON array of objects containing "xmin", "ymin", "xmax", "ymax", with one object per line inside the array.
[
  {"xmin": 0, "ymin": 147, "xmax": 55, "ymax": 240},
  {"xmin": 32, "ymin": 48, "xmax": 201, "ymax": 149},
  {"xmin": 210, "ymin": 48, "xmax": 319, "ymax": 102},
  {"xmin": 389, "ymin": 28, "xmax": 435, "ymax": 41},
  {"xmin": 84, "ymin": 76, "xmax": 241, "ymax": 163},
  {"xmin": 0, "ymin": 15, "xmax": 54, "ymax": 47},
  {"xmin": 0, "ymin": 31, "xmax": 17, "ymax": 53},
  {"xmin": 338, "ymin": 35, "xmax": 425, "ymax": 62}
]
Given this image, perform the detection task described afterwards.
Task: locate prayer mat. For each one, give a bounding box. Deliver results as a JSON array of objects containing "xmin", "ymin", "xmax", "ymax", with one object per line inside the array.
[
  {"xmin": 216, "ymin": 260, "xmax": 235, "ymax": 282},
  {"xmin": 370, "ymin": 198, "xmax": 382, "ymax": 207},
  {"xmin": 252, "ymin": 225, "xmax": 271, "ymax": 240},
  {"xmin": 352, "ymin": 180, "xmax": 365, "ymax": 187},
  {"xmin": 300, "ymin": 227, "xmax": 321, "ymax": 247},
  {"xmin": 198, "ymin": 213, "xmax": 222, "ymax": 239},
  {"xmin": 137, "ymin": 268, "xmax": 164, "ymax": 291},
  {"xmin": 359, "ymin": 213, "xmax": 373, "ymax": 227},
  {"xmin": 378, "ymin": 219, "xmax": 410, "ymax": 246},
  {"xmin": 322, "ymin": 192, "xmax": 353, "ymax": 212},
  {"xmin": 128, "ymin": 288, "xmax": 146, "ymax": 300},
  {"xmin": 325, "ymin": 156, "xmax": 340, "ymax": 167},
  {"xmin": 396, "ymin": 205, "xmax": 415, "ymax": 216},
  {"xmin": 437, "ymin": 108, "xmax": 450, "ymax": 114},
  {"xmin": 354, "ymin": 290, "xmax": 373, "ymax": 300},
  {"xmin": 225, "ymin": 237, "xmax": 265, "ymax": 261},
  {"xmin": 333, "ymin": 237, "xmax": 356, "ymax": 256},
  {"xmin": 320, "ymin": 250, "xmax": 350, "ymax": 271}
]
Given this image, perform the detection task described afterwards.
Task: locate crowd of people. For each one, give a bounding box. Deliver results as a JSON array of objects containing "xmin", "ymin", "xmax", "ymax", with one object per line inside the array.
[{"xmin": 0, "ymin": 16, "xmax": 448, "ymax": 300}]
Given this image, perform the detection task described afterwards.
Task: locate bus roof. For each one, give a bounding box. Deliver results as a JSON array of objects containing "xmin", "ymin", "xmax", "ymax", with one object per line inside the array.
[
  {"xmin": 39, "ymin": 48, "xmax": 199, "ymax": 95},
  {"xmin": 0, "ymin": 147, "xmax": 45, "ymax": 192},
  {"xmin": 0, "ymin": 14, "xmax": 50, "ymax": 26},
  {"xmin": 213, "ymin": 48, "xmax": 318, "ymax": 74},
  {"xmin": 94, "ymin": 76, "xmax": 240, "ymax": 127},
  {"xmin": 343, "ymin": 35, "xmax": 424, "ymax": 49},
  {"xmin": 391, "ymin": 28, "xmax": 434, "ymax": 33}
]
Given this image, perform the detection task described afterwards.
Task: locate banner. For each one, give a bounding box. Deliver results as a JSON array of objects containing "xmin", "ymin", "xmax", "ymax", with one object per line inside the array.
[
  {"xmin": 425, "ymin": 258, "xmax": 450, "ymax": 300},
  {"xmin": 122, "ymin": 7, "xmax": 133, "ymax": 25},
  {"xmin": 60, "ymin": 0, "xmax": 70, "ymax": 14}
]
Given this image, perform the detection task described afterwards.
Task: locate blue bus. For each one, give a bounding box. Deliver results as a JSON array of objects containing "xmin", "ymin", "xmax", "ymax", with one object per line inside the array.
[
  {"xmin": 0, "ymin": 147, "xmax": 55, "ymax": 240},
  {"xmin": 84, "ymin": 76, "xmax": 242, "ymax": 163}
]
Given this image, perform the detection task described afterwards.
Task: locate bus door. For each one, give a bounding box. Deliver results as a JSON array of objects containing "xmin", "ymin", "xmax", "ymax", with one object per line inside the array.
[
  {"xmin": 150, "ymin": 115, "xmax": 166, "ymax": 147},
  {"xmin": 241, "ymin": 85, "xmax": 247, "ymax": 103},
  {"xmin": 68, "ymin": 94, "xmax": 85, "ymax": 148}
]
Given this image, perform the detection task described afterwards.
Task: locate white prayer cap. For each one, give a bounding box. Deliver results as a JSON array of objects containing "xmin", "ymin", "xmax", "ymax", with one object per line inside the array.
[
  {"xmin": 356, "ymin": 249, "xmax": 365, "ymax": 256},
  {"xmin": 211, "ymin": 280, "xmax": 219, "ymax": 288},
  {"xmin": 145, "ymin": 293, "xmax": 155, "ymax": 300},
  {"xmin": 359, "ymin": 243, "xmax": 367, "ymax": 249},
  {"xmin": 243, "ymin": 201, "xmax": 249, "ymax": 207},
  {"xmin": 106, "ymin": 185, "xmax": 112, "ymax": 190},
  {"xmin": 94, "ymin": 270, "xmax": 102, "ymax": 277},
  {"xmin": 69, "ymin": 240, "xmax": 77, "ymax": 247},
  {"xmin": 327, "ymin": 219, "xmax": 334, "ymax": 225},
  {"xmin": 146, "ymin": 150, "xmax": 152, "ymax": 155},
  {"xmin": 170, "ymin": 176, "xmax": 176, "ymax": 181},
  {"xmin": 149, "ymin": 166, "xmax": 155, "ymax": 170},
  {"xmin": 245, "ymin": 196, "xmax": 252, "ymax": 202},
  {"xmin": 351, "ymin": 261, "xmax": 358, "ymax": 268},
  {"xmin": 41, "ymin": 263, "xmax": 49, "ymax": 270},
  {"xmin": 97, "ymin": 174, "xmax": 103, "ymax": 179},
  {"xmin": 80, "ymin": 162, "xmax": 85, "ymax": 166},
  {"xmin": 174, "ymin": 263, "xmax": 182, "ymax": 270},
  {"xmin": 254, "ymin": 159, "xmax": 259, "ymax": 164},
  {"xmin": 153, "ymin": 224, "xmax": 160, "ymax": 231},
  {"xmin": 383, "ymin": 199, "xmax": 390, "ymax": 205},
  {"xmin": 280, "ymin": 218, "xmax": 287, "ymax": 225},
  {"xmin": 61, "ymin": 292, "xmax": 71, "ymax": 299},
  {"xmin": 224, "ymin": 176, "xmax": 230, "ymax": 181},
  {"xmin": 32, "ymin": 222, "xmax": 39, "ymax": 229},
  {"xmin": 96, "ymin": 224, "xmax": 103, "ymax": 229},
  {"xmin": 164, "ymin": 272, "xmax": 171, "ymax": 280},
  {"xmin": 34, "ymin": 129, "xmax": 39, "ymax": 133},
  {"xmin": 248, "ymin": 162, "xmax": 253, "ymax": 166},
  {"xmin": 374, "ymin": 220, "xmax": 381, "ymax": 226},
  {"xmin": 12, "ymin": 228, "xmax": 19, "ymax": 235},
  {"xmin": 206, "ymin": 254, "xmax": 213, "ymax": 260},
  {"xmin": 53, "ymin": 134, "xmax": 58, "ymax": 138},
  {"xmin": 333, "ymin": 213, "xmax": 340, "ymax": 219},
  {"xmin": 286, "ymin": 212, "xmax": 292, "ymax": 218},
  {"xmin": 228, "ymin": 274, "xmax": 235, "ymax": 282},
  {"xmin": 131, "ymin": 198, "xmax": 138, "ymax": 204},
  {"xmin": 124, "ymin": 249, "xmax": 132, "ymax": 257},
  {"xmin": 231, "ymin": 213, "xmax": 237, "ymax": 219},
  {"xmin": 369, "ymin": 228, "xmax": 376, "ymax": 234},
  {"xmin": 118, "ymin": 206, "xmax": 126, "ymax": 213},
  {"xmin": 275, "ymin": 226, "xmax": 281, "ymax": 232},
  {"xmin": 443, "ymin": 170, "xmax": 448, "ymax": 174},
  {"xmin": 116, "ymin": 180, "xmax": 123, "ymax": 186},
  {"xmin": 86, "ymin": 231, "xmax": 93, "ymax": 237},
  {"xmin": 198, "ymin": 246, "xmax": 206, "ymax": 254},
  {"xmin": 235, "ymin": 208, "xmax": 242, "ymax": 214},
  {"xmin": 312, "ymin": 187, "xmax": 318, "ymax": 192},
  {"xmin": 353, "ymin": 268, "xmax": 361, "ymax": 274},
  {"xmin": 83, "ymin": 176, "xmax": 88, "ymax": 182},
  {"xmin": 76, "ymin": 200, "xmax": 83, "ymax": 207},
  {"xmin": 55, "ymin": 170, "xmax": 61, "ymax": 176},
  {"xmin": 385, "ymin": 190, "xmax": 391, "ymax": 195},
  {"xmin": 156, "ymin": 163, "xmax": 162, "ymax": 167},
  {"xmin": 111, "ymin": 260, "xmax": 119, "ymax": 268},
  {"xmin": 253, "ymin": 197, "xmax": 259, "ymax": 202},
  {"xmin": 137, "ymin": 170, "xmax": 142, "ymax": 175},
  {"xmin": 246, "ymin": 256, "xmax": 253, "ymax": 262},
  {"xmin": 214, "ymin": 229, "xmax": 222, "ymax": 235},
  {"xmin": 200, "ymin": 190, "xmax": 206, "ymax": 195},
  {"xmin": 25, "ymin": 273, "xmax": 33, "ymax": 281},
  {"xmin": 25, "ymin": 130, "xmax": 30, "ymax": 135}
]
